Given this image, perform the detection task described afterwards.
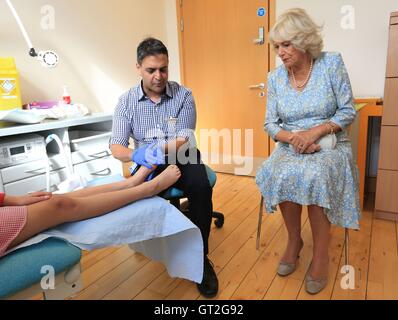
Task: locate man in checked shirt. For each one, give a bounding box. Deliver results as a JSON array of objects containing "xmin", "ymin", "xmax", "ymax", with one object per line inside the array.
[{"xmin": 110, "ymin": 38, "xmax": 218, "ymax": 298}]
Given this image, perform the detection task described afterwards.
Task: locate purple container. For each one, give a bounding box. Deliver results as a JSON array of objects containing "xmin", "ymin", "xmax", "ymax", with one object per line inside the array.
[{"xmin": 26, "ymin": 101, "xmax": 59, "ymax": 110}]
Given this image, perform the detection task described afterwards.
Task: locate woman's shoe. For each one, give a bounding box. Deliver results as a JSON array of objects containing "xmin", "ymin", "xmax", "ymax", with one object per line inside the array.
[
  {"xmin": 277, "ymin": 239, "xmax": 304, "ymax": 277},
  {"xmin": 305, "ymin": 274, "xmax": 327, "ymax": 294},
  {"xmin": 277, "ymin": 261, "xmax": 297, "ymax": 276}
]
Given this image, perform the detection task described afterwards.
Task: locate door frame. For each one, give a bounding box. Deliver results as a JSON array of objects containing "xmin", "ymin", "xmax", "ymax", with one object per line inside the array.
[{"xmin": 176, "ymin": 0, "xmax": 277, "ymax": 167}]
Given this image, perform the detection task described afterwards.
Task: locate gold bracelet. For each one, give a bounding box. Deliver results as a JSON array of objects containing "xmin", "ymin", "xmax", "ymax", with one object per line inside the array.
[{"xmin": 325, "ymin": 122, "xmax": 334, "ymax": 135}]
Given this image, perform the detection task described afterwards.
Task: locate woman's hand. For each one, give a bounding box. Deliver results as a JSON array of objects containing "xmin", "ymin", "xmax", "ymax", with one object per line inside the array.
[
  {"xmin": 289, "ymin": 130, "xmax": 319, "ymax": 154},
  {"xmin": 303, "ymin": 143, "xmax": 321, "ymax": 154},
  {"xmin": 4, "ymin": 192, "xmax": 52, "ymax": 206}
]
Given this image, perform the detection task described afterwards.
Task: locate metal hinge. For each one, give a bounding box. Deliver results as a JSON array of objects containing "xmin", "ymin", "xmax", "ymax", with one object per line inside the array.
[{"xmin": 180, "ymin": 19, "xmax": 184, "ymax": 32}]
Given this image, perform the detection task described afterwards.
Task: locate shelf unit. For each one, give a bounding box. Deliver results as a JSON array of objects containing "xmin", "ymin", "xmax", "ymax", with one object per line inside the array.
[
  {"xmin": 0, "ymin": 114, "xmax": 122, "ymax": 195},
  {"xmin": 375, "ymin": 12, "xmax": 398, "ymax": 221}
]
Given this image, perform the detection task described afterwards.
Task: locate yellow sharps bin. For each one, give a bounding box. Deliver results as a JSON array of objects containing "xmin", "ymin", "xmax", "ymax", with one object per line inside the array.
[{"xmin": 0, "ymin": 58, "xmax": 22, "ymax": 111}]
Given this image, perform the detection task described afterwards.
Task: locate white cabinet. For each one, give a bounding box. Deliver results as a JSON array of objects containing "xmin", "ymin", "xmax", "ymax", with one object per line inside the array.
[
  {"xmin": 4, "ymin": 168, "xmax": 69, "ymax": 195},
  {"xmin": 0, "ymin": 114, "xmax": 122, "ymax": 195},
  {"xmin": 1, "ymin": 159, "xmax": 52, "ymax": 184},
  {"xmin": 69, "ymin": 130, "xmax": 121, "ymax": 181},
  {"xmin": 74, "ymin": 156, "xmax": 121, "ymax": 181},
  {"xmin": 69, "ymin": 130, "xmax": 112, "ymax": 154}
]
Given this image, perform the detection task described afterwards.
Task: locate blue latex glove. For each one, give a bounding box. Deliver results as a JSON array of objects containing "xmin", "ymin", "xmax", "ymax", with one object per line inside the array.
[
  {"xmin": 131, "ymin": 146, "xmax": 152, "ymax": 169},
  {"xmin": 131, "ymin": 144, "xmax": 165, "ymax": 169},
  {"xmin": 147, "ymin": 143, "xmax": 165, "ymax": 165}
]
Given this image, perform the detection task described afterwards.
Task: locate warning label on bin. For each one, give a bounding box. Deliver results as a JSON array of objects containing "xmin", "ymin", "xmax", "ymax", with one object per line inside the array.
[{"xmin": 1, "ymin": 80, "xmax": 15, "ymax": 94}]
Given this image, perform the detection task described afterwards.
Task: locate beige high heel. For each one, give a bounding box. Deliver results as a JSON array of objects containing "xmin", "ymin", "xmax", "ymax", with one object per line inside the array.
[
  {"xmin": 305, "ymin": 274, "xmax": 327, "ymax": 294},
  {"xmin": 277, "ymin": 239, "xmax": 304, "ymax": 277},
  {"xmin": 277, "ymin": 261, "xmax": 298, "ymax": 277}
]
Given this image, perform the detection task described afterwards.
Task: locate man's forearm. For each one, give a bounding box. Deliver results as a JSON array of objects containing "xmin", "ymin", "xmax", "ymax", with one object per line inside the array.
[
  {"xmin": 111, "ymin": 138, "xmax": 189, "ymax": 163},
  {"xmin": 110, "ymin": 144, "xmax": 133, "ymax": 163},
  {"xmin": 163, "ymin": 138, "xmax": 189, "ymax": 154}
]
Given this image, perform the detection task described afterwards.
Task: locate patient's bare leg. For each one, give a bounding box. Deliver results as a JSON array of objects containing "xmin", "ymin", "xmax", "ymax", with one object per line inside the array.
[
  {"xmin": 65, "ymin": 166, "xmax": 155, "ymax": 198},
  {"xmin": 8, "ymin": 165, "xmax": 180, "ymax": 249}
]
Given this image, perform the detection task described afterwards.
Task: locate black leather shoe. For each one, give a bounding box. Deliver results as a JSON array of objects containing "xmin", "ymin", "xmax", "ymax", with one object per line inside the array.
[{"xmin": 196, "ymin": 257, "xmax": 218, "ymax": 298}]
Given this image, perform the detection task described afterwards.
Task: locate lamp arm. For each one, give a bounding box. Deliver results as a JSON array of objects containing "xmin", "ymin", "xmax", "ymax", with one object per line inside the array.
[{"xmin": 5, "ymin": 0, "xmax": 37, "ymax": 57}]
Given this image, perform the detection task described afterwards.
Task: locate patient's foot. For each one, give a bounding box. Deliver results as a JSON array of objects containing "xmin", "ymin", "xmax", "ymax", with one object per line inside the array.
[
  {"xmin": 149, "ymin": 165, "xmax": 181, "ymax": 194},
  {"xmin": 125, "ymin": 166, "xmax": 156, "ymax": 188}
]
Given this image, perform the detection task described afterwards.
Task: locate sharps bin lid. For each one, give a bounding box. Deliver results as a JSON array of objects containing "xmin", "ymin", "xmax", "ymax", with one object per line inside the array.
[{"xmin": 0, "ymin": 58, "xmax": 16, "ymax": 70}]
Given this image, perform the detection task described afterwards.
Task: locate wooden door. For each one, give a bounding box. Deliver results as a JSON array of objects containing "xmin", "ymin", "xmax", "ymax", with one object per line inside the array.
[
  {"xmin": 177, "ymin": 0, "xmax": 275, "ymax": 176},
  {"xmin": 382, "ymin": 78, "xmax": 398, "ymax": 125},
  {"xmin": 386, "ymin": 19, "xmax": 398, "ymax": 78}
]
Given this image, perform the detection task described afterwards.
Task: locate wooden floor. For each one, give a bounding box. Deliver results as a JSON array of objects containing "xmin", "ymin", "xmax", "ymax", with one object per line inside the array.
[{"xmin": 59, "ymin": 173, "xmax": 397, "ymax": 300}]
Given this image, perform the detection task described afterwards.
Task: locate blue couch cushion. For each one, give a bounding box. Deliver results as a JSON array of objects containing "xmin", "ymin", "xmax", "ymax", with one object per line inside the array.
[
  {"xmin": 0, "ymin": 238, "xmax": 81, "ymax": 299},
  {"xmin": 162, "ymin": 165, "xmax": 217, "ymax": 199}
]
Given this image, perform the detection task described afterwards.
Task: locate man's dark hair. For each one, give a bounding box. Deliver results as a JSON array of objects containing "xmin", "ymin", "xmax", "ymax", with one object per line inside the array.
[{"xmin": 137, "ymin": 38, "xmax": 169, "ymax": 65}]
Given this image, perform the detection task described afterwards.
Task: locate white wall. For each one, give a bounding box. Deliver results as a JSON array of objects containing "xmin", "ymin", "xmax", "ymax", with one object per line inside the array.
[
  {"xmin": 163, "ymin": 0, "xmax": 398, "ymax": 98},
  {"xmin": 5, "ymin": 0, "xmax": 394, "ymax": 111},
  {"xmin": 275, "ymin": 0, "xmax": 398, "ymax": 98},
  {"xmin": 164, "ymin": 0, "xmax": 181, "ymax": 83},
  {"xmin": 1, "ymin": 0, "xmax": 181, "ymax": 113}
]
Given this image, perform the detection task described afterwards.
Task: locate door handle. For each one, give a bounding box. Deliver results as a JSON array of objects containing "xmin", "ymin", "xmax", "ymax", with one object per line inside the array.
[
  {"xmin": 88, "ymin": 150, "xmax": 110, "ymax": 159},
  {"xmin": 25, "ymin": 164, "xmax": 54, "ymax": 175},
  {"xmin": 253, "ymin": 27, "xmax": 265, "ymax": 45},
  {"xmin": 91, "ymin": 168, "xmax": 112, "ymax": 176},
  {"xmin": 39, "ymin": 185, "xmax": 58, "ymax": 193},
  {"xmin": 249, "ymin": 83, "xmax": 265, "ymax": 90}
]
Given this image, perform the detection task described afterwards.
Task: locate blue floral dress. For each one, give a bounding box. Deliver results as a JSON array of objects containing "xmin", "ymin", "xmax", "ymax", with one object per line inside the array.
[{"xmin": 255, "ymin": 52, "xmax": 361, "ymax": 229}]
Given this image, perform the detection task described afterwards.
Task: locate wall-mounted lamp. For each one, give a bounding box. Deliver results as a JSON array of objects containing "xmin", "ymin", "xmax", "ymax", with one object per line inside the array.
[{"xmin": 5, "ymin": 0, "xmax": 59, "ymax": 68}]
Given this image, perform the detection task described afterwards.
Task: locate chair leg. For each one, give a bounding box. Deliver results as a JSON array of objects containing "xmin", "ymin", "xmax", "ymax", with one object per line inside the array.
[
  {"xmin": 256, "ymin": 196, "xmax": 264, "ymax": 250},
  {"xmin": 344, "ymin": 228, "xmax": 349, "ymax": 271},
  {"xmin": 212, "ymin": 211, "xmax": 224, "ymax": 228},
  {"xmin": 180, "ymin": 199, "xmax": 189, "ymax": 213},
  {"xmin": 170, "ymin": 198, "xmax": 181, "ymax": 210},
  {"xmin": 174, "ymin": 199, "xmax": 225, "ymax": 228}
]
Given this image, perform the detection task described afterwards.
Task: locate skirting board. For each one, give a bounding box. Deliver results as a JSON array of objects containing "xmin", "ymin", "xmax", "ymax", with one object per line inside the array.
[{"xmin": 375, "ymin": 210, "xmax": 398, "ymax": 222}]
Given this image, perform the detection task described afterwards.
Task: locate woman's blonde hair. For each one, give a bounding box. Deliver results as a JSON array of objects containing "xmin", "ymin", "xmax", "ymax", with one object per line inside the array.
[{"xmin": 270, "ymin": 8, "xmax": 324, "ymax": 59}]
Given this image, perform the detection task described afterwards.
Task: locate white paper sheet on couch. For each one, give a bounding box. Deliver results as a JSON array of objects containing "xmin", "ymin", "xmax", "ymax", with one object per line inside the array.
[{"xmin": 8, "ymin": 182, "xmax": 204, "ymax": 283}]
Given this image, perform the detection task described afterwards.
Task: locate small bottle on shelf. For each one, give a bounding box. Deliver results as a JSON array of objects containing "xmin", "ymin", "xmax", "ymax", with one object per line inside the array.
[{"xmin": 62, "ymin": 85, "xmax": 71, "ymax": 105}]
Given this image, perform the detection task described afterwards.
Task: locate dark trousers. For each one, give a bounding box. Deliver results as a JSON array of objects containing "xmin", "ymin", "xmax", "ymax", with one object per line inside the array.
[{"xmin": 154, "ymin": 148, "xmax": 213, "ymax": 256}]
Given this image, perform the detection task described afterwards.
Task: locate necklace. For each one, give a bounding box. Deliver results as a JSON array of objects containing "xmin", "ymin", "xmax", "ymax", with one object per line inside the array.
[{"xmin": 290, "ymin": 59, "xmax": 314, "ymax": 89}]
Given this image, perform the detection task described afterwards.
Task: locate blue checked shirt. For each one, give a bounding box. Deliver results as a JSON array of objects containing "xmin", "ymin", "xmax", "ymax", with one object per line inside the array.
[{"xmin": 110, "ymin": 81, "xmax": 197, "ymax": 149}]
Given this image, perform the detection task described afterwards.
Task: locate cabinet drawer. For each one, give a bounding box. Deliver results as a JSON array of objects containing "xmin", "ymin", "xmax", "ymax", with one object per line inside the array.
[
  {"xmin": 73, "ymin": 157, "xmax": 121, "ymax": 182},
  {"xmin": 4, "ymin": 168, "xmax": 69, "ymax": 196},
  {"xmin": 386, "ymin": 24, "xmax": 398, "ymax": 77},
  {"xmin": 71, "ymin": 149, "xmax": 111, "ymax": 165},
  {"xmin": 0, "ymin": 155, "xmax": 66, "ymax": 184},
  {"xmin": 376, "ymin": 169, "xmax": 398, "ymax": 214},
  {"xmin": 69, "ymin": 130, "xmax": 111, "ymax": 153},
  {"xmin": 378, "ymin": 126, "xmax": 398, "ymax": 170},
  {"xmin": 382, "ymin": 78, "xmax": 398, "ymax": 125},
  {"xmin": 1, "ymin": 160, "xmax": 48, "ymax": 184}
]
